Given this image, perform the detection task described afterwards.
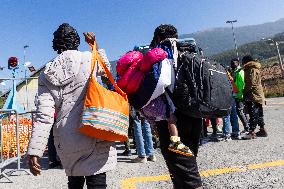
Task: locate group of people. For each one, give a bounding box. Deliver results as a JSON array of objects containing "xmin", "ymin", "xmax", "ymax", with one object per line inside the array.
[
  {"xmin": 26, "ymin": 22, "xmax": 267, "ymax": 189},
  {"xmin": 122, "ymin": 54, "xmax": 268, "ymax": 164},
  {"xmin": 202, "ymin": 56, "xmax": 267, "ymax": 142}
]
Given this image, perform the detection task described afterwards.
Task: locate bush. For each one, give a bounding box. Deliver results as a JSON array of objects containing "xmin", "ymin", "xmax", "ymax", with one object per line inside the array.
[{"xmin": 263, "ymin": 78, "xmax": 284, "ymax": 97}]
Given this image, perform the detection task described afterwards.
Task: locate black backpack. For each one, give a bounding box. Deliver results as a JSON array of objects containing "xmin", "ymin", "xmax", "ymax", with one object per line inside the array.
[{"xmin": 168, "ymin": 43, "xmax": 232, "ymax": 118}]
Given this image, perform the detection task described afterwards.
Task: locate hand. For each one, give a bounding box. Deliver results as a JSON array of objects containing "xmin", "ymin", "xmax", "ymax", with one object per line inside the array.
[
  {"xmin": 28, "ymin": 155, "xmax": 41, "ymax": 176},
  {"xmin": 83, "ymin": 32, "xmax": 98, "ymax": 49}
]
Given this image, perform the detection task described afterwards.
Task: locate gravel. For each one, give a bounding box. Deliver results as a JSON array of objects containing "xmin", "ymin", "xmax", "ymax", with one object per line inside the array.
[{"xmin": 1, "ymin": 97, "xmax": 283, "ymax": 189}]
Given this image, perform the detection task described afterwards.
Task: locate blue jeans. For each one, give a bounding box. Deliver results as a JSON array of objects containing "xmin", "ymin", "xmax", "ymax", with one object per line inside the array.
[
  {"xmin": 133, "ymin": 115, "xmax": 154, "ymax": 157},
  {"xmin": 222, "ymin": 115, "xmax": 231, "ymax": 136},
  {"xmin": 230, "ymin": 99, "xmax": 240, "ymax": 136}
]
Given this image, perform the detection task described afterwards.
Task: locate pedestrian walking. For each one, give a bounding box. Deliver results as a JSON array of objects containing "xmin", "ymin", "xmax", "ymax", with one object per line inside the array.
[
  {"xmin": 121, "ymin": 113, "xmax": 134, "ymax": 157},
  {"xmin": 132, "ymin": 107, "xmax": 156, "ymax": 163},
  {"xmin": 151, "ymin": 24, "xmax": 203, "ymax": 189},
  {"xmin": 227, "ymin": 69, "xmax": 241, "ymax": 139},
  {"xmin": 27, "ymin": 23, "xmax": 115, "ymax": 189},
  {"xmin": 222, "ymin": 115, "xmax": 232, "ymax": 141},
  {"xmin": 230, "ymin": 98, "xmax": 241, "ymax": 139},
  {"xmin": 241, "ymin": 55, "xmax": 268, "ymax": 139},
  {"xmin": 230, "ymin": 58, "xmax": 250, "ymax": 132},
  {"xmin": 209, "ymin": 117, "xmax": 222, "ymax": 138},
  {"xmin": 116, "ymin": 37, "xmax": 194, "ymax": 157}
]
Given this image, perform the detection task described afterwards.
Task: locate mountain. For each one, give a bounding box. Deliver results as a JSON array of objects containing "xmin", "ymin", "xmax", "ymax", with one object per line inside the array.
[
  {"xmin": 180, "ymin": 18, "xmax": 284, "ymax": 56},
  {"xmin": 212, "ymin": 32, "xmax": 284, "ymax": 65}
]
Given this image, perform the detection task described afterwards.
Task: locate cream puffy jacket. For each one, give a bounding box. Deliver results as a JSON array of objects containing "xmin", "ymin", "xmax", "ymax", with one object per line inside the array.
[{"xmin": 27, "ymin": 49, "xmax": 117, "ymax": 176}]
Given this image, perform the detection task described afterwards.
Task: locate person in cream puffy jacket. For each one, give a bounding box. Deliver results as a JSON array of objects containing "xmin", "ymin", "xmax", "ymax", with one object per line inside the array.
[{"xmin": 27, "ymin": 23, "xmax": 115, "ymax": 189}]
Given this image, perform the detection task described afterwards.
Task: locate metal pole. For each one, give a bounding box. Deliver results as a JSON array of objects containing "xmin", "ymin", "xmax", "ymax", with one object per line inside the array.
[
  {"xmin": 24, "ymin": 45, "xmax": 29, "ymax": 111},
  {"xmin": 15, "ymin": 110, "xmax": 21, "ymax": 170},
  {"xmin": 0, "ymin": 115, "xmax": 3, "ymax": 163},
  {"xmin": 231, "ymin": 23, "xmax": 239, "ymax": 60},
  {"xmin": 226, "ymin": 20, "xmax": 239, "ymax": 60},
  {"xmin": 25, "ymin": 70, "xmax": 28, "ymax": 111},
  {"xmin": 275, "ymin": 41, "xmax": 284, "ymax": 77},
  {"xmin": 0, "ymin": 77, "xmax": 38, "ymax": 80}
]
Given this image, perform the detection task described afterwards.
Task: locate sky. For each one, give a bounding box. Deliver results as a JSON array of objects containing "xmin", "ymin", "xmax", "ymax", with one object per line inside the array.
[{"xmin": 1, "ymin": 0, "xmax": 284, "ymax": 84}]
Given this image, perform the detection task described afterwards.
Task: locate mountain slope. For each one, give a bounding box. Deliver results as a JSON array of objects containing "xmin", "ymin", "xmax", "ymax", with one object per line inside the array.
[
  {"xmin": 212, "ymin": 32, "xmax": 284, "ymax": 65},
  {"xmin": 180, "ymin": 18, "xmax": 284, "ymax": 55}
]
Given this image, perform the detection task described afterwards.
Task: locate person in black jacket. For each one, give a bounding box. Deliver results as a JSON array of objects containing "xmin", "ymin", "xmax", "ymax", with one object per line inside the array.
[{"xmin": 151, "ymin": 24, "xmax": 203, "ymax": 189}]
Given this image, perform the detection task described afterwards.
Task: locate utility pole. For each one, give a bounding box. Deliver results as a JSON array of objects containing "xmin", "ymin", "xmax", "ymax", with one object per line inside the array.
[
  {"xmin": 24, "ymin": 45, "xmax": 29, "ymax": 111},
  {"xmin": 262, "ymin": 38, "xmax": 284, "ymax": 78},
  {"xmin": 226, "ymin": 20, "xmax": 239, "ymax": 61},
  {"xmin": 273, "ymin": 41, "xmax": 284, "ymax": 77}
]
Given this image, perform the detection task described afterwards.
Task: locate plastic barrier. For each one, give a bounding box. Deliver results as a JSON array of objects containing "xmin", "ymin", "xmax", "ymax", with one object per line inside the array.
[{"xmin": 0, "ymin": 109, "xmax": 30, "ymax": 183}]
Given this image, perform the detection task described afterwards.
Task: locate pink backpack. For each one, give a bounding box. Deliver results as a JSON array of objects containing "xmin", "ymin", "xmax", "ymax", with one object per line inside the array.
[{"xmin": 116, "ymin": 48, "xmax": 167, "ymax": 95}]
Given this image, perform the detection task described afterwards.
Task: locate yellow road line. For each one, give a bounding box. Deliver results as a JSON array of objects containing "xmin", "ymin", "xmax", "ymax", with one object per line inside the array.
[
  {"xmin": 264, "ymin": 105, "xmax": 283, "ymax": 108},
  {"xmin": 121, "ymin": 175, "xmax": 171, "ymax": 189},
  {"xmin": 120, "ymin": 159, "xmax": 284, "ymax": 189},
  {"xmin": 267, "ymin": 102, "xmax": 284, "ymax": 105}
]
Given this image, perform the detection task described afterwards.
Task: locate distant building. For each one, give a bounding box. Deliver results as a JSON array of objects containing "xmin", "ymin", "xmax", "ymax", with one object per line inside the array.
[
  {"xmin": 1, "ymin": 59, "xmax": 118, "ymax": 111},
  {"xmin": 1, "ymin": 66, "xmax": 44, "ymax": 111},
  {"xmin": 110, "ymin": 60, "xmax": 117, "ymax": 78}
]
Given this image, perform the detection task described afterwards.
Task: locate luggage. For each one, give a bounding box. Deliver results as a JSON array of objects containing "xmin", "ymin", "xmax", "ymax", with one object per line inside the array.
[
  {"xmin": 116, "ymin": 48, "xmax": 167, "ymax": 95},
  {"xmin": 130, "ymin": 58, "xmax": 172, "ymax": 110},
  {"xmin": 168, "ymin": 48, "xmax": 232, "ymax": 118}
]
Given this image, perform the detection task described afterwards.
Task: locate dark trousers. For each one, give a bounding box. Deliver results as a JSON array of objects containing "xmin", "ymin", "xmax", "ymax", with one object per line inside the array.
[
  {"xmin": 156, "ymin": 111, "xmax": 203, "ymax": 189},
  {"xmin": 235, "ymin": 100, "xmax": 249, "ymax": 131},
  {"xmin": 68, "ymin": 173, "xmax": 107, "ymax": 189},
  {"xmin": 246, "ymin": 101, "xmax": 265, "ymax": 132},
  {"xmin": 201, "ymin": 118, "xmax": 208, "ymax": 138},
  {"xmin": 210, "ymin": 118, "xmax": 218, "ymax": 134},
  {"xmin": 124, "ymin": 139, "xmax": 131, "ymax": 151},
  {"xmin": 48, "ymin": 127, "xmax": 57, "ymax": 163},
  {"xmin": 125, "ymin": 111, "xmax": 136, "ymax": 150}
]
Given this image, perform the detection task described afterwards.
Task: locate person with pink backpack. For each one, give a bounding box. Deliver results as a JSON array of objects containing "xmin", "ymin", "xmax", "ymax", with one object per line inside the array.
[
  {"xmin": 116, "ymin": 24, "xmax": 203, "ymax": 189},
  {"xmin": 150, "ymin": 24, "xmax": 203, "ymax": 189},
  {"xmin": 116, "ymin": 42, "xmax": 194, "ymax": 157}
]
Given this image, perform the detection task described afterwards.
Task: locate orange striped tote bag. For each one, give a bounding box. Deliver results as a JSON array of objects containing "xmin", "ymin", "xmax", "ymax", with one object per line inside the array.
[{"xmin": 80, "ymin": 42, "xmax": 129, "ymax": 142}]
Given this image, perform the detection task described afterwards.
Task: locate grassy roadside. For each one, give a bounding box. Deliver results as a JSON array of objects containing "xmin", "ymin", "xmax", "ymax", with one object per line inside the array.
[{"xmin": 263, "ymin": 78, "xmax": 284, "ymax": 98}]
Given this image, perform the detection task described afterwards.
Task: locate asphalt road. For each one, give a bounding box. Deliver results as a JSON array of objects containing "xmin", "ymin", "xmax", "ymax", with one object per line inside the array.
[{"xmin": 1, "ymin": 97, "xmax": 284, "ymax": 189}]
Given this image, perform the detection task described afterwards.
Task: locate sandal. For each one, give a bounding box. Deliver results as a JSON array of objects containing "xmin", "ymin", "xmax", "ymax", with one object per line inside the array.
[{"xmin": 168, "ymin": 141, "xmax": 194, "ymax": 157}]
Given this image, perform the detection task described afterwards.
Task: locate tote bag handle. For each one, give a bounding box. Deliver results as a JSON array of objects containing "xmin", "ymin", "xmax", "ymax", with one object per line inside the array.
[{"xmin": 89, "ymin": 42, "xmax": 127, "ymax": 98}]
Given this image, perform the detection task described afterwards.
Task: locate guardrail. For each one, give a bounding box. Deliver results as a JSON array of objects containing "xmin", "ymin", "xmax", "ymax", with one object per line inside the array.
[{"xmin": 0, "ymin": 109, "xmax": 30, "ymax": 183}]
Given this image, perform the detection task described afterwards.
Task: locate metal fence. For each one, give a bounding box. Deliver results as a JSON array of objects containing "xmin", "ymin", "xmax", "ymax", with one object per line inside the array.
[{"xmin": 0, "ymin": 109, "xmax": 31, "ymax": 183}]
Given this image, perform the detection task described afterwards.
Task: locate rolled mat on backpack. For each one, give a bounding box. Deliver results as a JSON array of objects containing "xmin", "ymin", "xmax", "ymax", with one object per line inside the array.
[
  {"xmin": 129, "ymin": 58, "xmax": 172, "ymax": 110},
  {"xmin": 116, "ymin": 48, "xmax": 167, "ymax": 96}
]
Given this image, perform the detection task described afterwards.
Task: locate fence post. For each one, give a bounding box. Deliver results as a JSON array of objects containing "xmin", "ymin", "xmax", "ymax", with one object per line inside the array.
[{"xmin": 0, "ymin": 109, "xmax": 30, "ymax": 183}]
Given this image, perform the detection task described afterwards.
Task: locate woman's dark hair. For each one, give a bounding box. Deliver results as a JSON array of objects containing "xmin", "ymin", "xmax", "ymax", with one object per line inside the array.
[
  {"xmin": 230, "ymin": 58, "xmax": 239, "ymax": 68},
  {"xmin": 52, "ymin": 23, "xmax": 80, "ymax": 54},
  {"xmin": 150, "ymin": 24, "xmax": 178, "ymax": 47},
  {"xmin": 242, "ymin": 55, "xmax": 254, "ymax": 65},
  {"xmin": 230, "ymin": 58, "xmax": 239, "ymax": 64}
]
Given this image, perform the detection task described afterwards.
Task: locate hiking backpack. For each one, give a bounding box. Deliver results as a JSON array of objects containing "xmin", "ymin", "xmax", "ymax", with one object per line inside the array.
[{"xmin": 168, "ymin": 47, "xmax": 232, "ymax": 118}]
